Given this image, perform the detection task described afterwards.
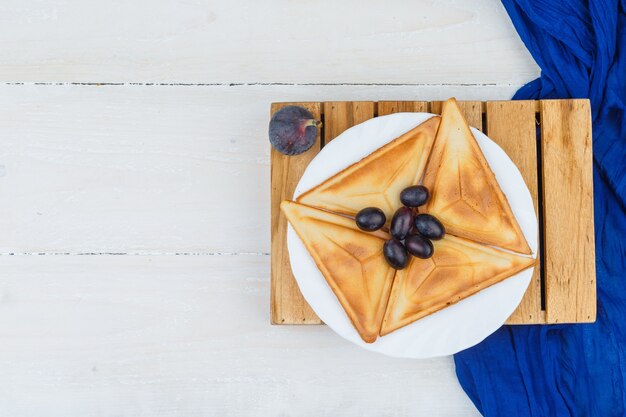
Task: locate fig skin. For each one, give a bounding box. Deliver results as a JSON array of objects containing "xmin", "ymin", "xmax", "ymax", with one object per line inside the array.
[{"xmin": 269, "ymin": 106, "xmax": 320, "ymax": 156}]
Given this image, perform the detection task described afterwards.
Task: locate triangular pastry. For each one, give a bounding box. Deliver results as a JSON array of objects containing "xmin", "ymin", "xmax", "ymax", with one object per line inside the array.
[
  {"xmin": 380, "ymin": 235, "xmax": 535, "ymax": 336},
  {"xmin": 297, "ymin": 116, "xmax": 440, "ymax": 219},
  {"xmin": 281, "ymin": 200, "xmax": 396, "ymax": 343},
  {"xmin": 422, "ymin": 98, "xmax": 531, "ymax": 254}
]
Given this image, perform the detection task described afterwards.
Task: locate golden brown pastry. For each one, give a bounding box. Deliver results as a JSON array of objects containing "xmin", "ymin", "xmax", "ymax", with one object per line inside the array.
[
  {"xmin": 380, "ymin": 234, "xmax": 535, "ymax": 336},
  {"xmin": 422, "ymin": 98, "xmax": 532, "ymax": 254},
  {"xmin": 297, "ymin": 116, "xmax": 440, "ymax": 219},
  {"xmin": 281, "ymin": 200, "xmax": 396, "ymax": 343}
]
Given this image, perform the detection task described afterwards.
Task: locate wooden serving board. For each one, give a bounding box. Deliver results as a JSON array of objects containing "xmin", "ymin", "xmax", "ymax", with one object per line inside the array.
[{"xmin": 270, "ymin": 100, "xmax": 596, "ymax": 326}]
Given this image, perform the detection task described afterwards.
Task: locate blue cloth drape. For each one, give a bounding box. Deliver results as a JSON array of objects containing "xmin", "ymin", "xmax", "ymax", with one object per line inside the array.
[{"xmin": 454, "ymin": 1, "xmax": 626, "ymax": 416}]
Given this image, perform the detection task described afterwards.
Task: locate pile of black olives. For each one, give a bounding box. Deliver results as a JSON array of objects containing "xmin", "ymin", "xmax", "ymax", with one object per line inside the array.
[{"xmin": 355, "ymin": 185, "xmax": 445, "ymax": 270}]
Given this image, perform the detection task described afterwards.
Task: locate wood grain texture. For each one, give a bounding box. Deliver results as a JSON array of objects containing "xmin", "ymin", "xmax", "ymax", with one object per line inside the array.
[
  {"xmin": 540, "ymin": 99, "xmax": 596, "ymax": 323},
  {"xmin": 271, "ymin": 102, "xmax": 323, "ymax": 325},
  {"xmin": 0, "ymin": 84, "xmax": 523, "ymax": 255},
  {"xmin": 272, "ymin": 99, "xmax": 597, "ymax": 326},
  {"xmin": 0, "ymin": 255, "xmax": 479, "ymax": 417},
  {"xmin": 0, "ymin": 0, "xmax": 538, "ymax": 83},
  {"xmin": 378, "ymin": 101, "xmax": 429, "ymax": 115},
  {"xmin": 486, "ymin": 101, "xmax": 544, "ymax": 324},
  {"xmin": 430, "ymin": 101, "xmax": 483, "ymax": 130},
  {"xmin": 323, "ymin": 102, "xmax": 376, "ymax": 143}
]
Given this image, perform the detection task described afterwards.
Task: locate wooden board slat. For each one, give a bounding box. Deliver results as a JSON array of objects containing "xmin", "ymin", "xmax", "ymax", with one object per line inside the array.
[
  {"xmin": 486, "ymin": 101, "xmax": 544, "ymax": 324},
  {"xmin": 540, "ymin": 99, "xmax": 596, "ymax": 323},
  {"xmin": 430, "ymin": 100, "xmax": 483, "ymax": 131},
  {"xmin": 270, "ymin": 102, "xmax": 323, "ymax": 325},
  {"xmin": 271, "ymin": 101, "xmax": 376, "ymax": 325},
  {"xmin": 378, "ymin": 101, "xmax": 429, "ymax": 115},
  {"xmin": 0, "ymin": 254, "xmax": 481, "ymax": 417},
  {"xmin": 0, "ymin": 85, "xmax": 525, "ymax": 255},
  {"xmin": 323, "ymin": 102, "xmax": 376, "ymax": 143},
  {"xmin": 0, "ymin": 0, "xmax": 539, "ymax": 85}
]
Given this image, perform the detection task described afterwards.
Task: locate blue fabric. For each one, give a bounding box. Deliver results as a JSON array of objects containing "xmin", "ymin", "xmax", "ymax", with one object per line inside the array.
[{"xmin": 453, "ymin": 1, "xmax": 626, "ymax": 416}]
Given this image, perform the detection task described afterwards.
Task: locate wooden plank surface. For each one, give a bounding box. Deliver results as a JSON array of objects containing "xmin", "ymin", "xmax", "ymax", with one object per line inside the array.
[
  {"xmin": 0, "ymin": 86, "xmax": 517, "ymax": 417},
  {"xmin": 485, "ymin": 101, "xmax": 544, "ymax": 324},
  {"xmin": 0, "ymin": 254, "xmax": 479, "ymax": 417},
  {"xmin": 540, "ymin": 99, "xmax": 596, "ymax": 323},
  {"xmin": 271, "ymin": 102, "xmax": 323, "ymax": 324},
  {"xmin": 431, "ymin": 100, "xmax": 483, "ymax": 130},
  {"xmin": 0, "ymin": 84, "xmax": 522, "ymax": 254},
  {"xmin": 323, "ymin": 102, "xmax": 376, "ymax": 143},
  {"xmin": 0, "ymin": 1, "xmax": 544, "ymax": 415},
  {"xmin": 0, "ymin": 0, "xmax": 538, "ymax": 83},
  {"xmin": 272, "ymin": 99, "xmax": 597, "ymax": 326},
  {"xmin": 378, "ymin": 101, "xmax": 429, "ymax": 115}
]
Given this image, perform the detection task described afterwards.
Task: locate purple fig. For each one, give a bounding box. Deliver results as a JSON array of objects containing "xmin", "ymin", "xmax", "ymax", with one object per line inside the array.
[{"xmin": 269, "ymin": 106, "xmax": 320, "ymax": 156}]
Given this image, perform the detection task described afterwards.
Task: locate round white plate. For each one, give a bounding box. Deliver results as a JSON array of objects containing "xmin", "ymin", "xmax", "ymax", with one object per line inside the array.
[{"xmin": 287, "ymin": 112, "xmax": 538, "ymax": 358}]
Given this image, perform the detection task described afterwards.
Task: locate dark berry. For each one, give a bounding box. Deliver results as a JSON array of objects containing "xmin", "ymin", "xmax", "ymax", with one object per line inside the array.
[
  {"xmin": 405, "ymin": 234, "xmax": 434, "ymax": 259},
  {"xmin": 400, "ymin": 185, "xmax": 429, "ymax": 207},
  {"xmin": 383, "ymin": 239, "xmax": 409, "ymax": 269},
  {"xmin": 390, "ymin": 207, "xmax": 413, "ymax": 240},
  {"xmin": 414, "ymin": 214, "xmax": 445, "ymax": 240},
  {"xmin": 269, "ymin": 106, "xmax": 319, "ymax": 156},
  {"xmin": 355, "ymin": 207, "xmax": 386, "ymax": 231}
]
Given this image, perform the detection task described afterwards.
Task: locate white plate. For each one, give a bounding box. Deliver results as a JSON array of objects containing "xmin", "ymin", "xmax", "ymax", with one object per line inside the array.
[{"xmin": 287, "ymin": 113, "xmax": 538, "ymax": 358}]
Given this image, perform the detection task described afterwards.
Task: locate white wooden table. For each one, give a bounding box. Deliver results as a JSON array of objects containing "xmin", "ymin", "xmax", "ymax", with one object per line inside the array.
[{"xmin": 0, "ymin": 1, "xmax": 539, "ymax": 415}]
